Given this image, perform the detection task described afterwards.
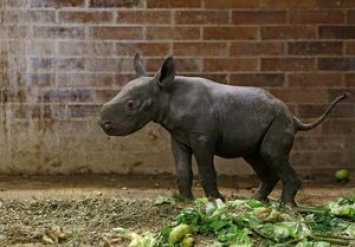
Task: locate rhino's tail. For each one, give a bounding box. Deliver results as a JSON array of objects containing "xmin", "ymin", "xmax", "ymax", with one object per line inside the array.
[{"xmin": 293, "ymin": 92, "xmax": 349, "ymax": 131}]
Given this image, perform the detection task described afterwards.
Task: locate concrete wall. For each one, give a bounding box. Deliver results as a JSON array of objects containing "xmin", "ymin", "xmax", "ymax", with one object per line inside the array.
[{"xmin": 0, "ymin": 0, "xmax": 354, "ymax": 178}]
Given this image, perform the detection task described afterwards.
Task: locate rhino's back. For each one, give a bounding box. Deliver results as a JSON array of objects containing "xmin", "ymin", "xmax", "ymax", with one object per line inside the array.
[
  {"xmin": 204, "ymin": 79, "xmax": 285, "ymax": 158},
  {"xmin": 173, "ymin": 76, "xmax": 288, "ymax": 157}
]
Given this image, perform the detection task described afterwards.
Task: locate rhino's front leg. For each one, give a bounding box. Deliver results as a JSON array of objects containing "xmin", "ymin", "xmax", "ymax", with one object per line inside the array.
[
  {"xmin": 192, "ymin": 137, "xmax": 224, "ymax": 200},
  {"xmin": 171, "ymin": 137, "xmax": 194, "ymax": 199}
]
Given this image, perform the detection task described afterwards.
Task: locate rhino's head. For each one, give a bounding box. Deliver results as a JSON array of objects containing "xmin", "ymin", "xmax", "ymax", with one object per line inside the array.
[{"xmin": 99, "ymin": 53, "xmax": 175, "ymax": 136}]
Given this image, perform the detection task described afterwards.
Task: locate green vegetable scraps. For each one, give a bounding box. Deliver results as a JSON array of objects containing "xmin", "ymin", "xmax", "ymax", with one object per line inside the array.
[{"xmin": 105, "ymin": 196, "xmax": 355, "ymax": 247}]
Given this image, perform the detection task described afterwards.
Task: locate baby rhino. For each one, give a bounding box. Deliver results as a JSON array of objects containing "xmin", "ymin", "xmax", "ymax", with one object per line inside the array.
[{"xmin": 99, "ymin": 54, "xmax": 348, "ymax": 206}]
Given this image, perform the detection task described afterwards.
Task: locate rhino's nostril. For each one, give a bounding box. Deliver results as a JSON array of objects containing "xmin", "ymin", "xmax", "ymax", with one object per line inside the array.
[{"xmin": 103, "ymin": 122, "xmax": 111, "ymax": 129}]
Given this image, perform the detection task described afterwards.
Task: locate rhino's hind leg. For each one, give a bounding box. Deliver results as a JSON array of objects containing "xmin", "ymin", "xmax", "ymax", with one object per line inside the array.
[
  {"xmin": 244, "ymin": 154, "xmax": 279, "ymax": 202},
  {"xmin": 259, "ymin": 114, "xmax": 301, "ymax": 206}
]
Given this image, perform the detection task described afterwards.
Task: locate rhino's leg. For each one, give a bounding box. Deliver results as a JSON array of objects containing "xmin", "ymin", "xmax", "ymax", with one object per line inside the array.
[
  {"xmin": 260, "ymin": 115, "xmax": 301, "ymax": 206},
  {"xmin": 244, "ymin": 154, "xmax": 279, "ymax": 202},
  {"xmin": 192, "ymin": 138, "xmax": 224, "ymax": 200},
  {"xmin": 171, "ymin": 137, "xmax": 194, "ymax": 199}
]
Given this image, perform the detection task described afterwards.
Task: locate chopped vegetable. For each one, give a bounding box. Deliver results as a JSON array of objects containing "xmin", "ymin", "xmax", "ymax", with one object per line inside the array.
[
  {"xmin": 168, "ymin": 223, "xmax": 193, "ymax": 244},
  {"xmin": 105, "ymin": 195, "xmax": 355, "ymax": 246},
  {"xmin": 110, "ymin": 227, "xmax": 157, "ymax": 247},
  {"xmin": 181, "ymin": 234, "xmax": 195, "ymax": 247},
  {"xmin": 335, "ymin": 169, "xmax": 350, "ymax": 182}
]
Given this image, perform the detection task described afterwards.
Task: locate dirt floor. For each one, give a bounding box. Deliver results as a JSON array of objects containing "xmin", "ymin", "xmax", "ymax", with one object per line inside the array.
[
  {"xmin": 0, "ymin": 174, "xmax": 353, "ymax": 203},
  {"xmin": 0, "ymin": 175, "xmax": 354, "ymax": 246}
]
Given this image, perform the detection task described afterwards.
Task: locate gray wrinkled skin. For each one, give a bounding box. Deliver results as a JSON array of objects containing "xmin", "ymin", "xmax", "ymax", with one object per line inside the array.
[{"xmin": 99, "ymin": 54, "xmax": 348, "ymax": 206}]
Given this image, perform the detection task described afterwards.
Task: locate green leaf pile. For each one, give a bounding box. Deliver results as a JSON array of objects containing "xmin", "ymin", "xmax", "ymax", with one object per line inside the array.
[{"xmin": 106, "ymin": 196, "xmax": 355, "ymax": 247}]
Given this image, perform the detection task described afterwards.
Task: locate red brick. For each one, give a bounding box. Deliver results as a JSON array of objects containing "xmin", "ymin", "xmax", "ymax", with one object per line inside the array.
[
  {"xmin": 289, "ymin": 11, "xmax": 345, "ymax": 24},
  {"xmin": 30, "ymin": 0, "xmax": 85, "ymax": 7},
  {"xmin": 261, "ymin": 25, "xmax": 316, "ymax": 40},
  {"xmin": 175, "ymin": 10, "xmax": 229, "ymax": 25},
  {"xmin": 86, "ymin": 58, "xmax": 133, "ymax": 72},
  {"xmin": 269, "ymin": 88, "xmax": 328, "ymax": 103},
  {"xmin": 232, "ymin": 11, "xmax": 287, "ymax": 25},
  {"xmin": 24, "ymin": 41, "xmax": 56, "ymax": 56},
  {"xmin": 261, "ymin": 58, "xmax": 316, "ymax": 72},
  {"xmin": 146, "ymin": 58, "xmax": 201, "ymax": 73},
  {"xmin": 172, "ymin": 58, "xmax": 202, "ymax": 72},
  {"xmin": 297, "ymin": 104, "xmax": 354, "ymax": 118},
  {"xmin": 7, "ymin": 56, "xmax": 27, "ymax": 71},
  {"xmin": 319, "ymin": 26, "xmax": 355, "ymax": 39},
  {"xmin": 32, "ymin": 58, "xmax": 84, "ymax": 72},
  {"xmin": 89, "ymin": 0, "xmax": 143, "ymax": 8},
  {"xmin": 184, "ymin": 73, "xmax": 228, "ymax": 84},
  {"xmin": 69, "ymin": 104, "xmax": 100, "ymax": 118},
  {"xmin": 48, "ymin": 104, "xmax": 67, "ymax": 119},
  {"xmin": 290, "ymin": 152, "xmax": 314, "ymax": 167},
  {"xmin": 313, "ymin": 151, "xmax": 347, "ymax": 166},
  {"xmin": 13, "ymin": 104, "xmax": 66, "ymax": 119},
  {"xmin": 293, "ymin": 136, "xmax": 347, "ymax": 151},
  {"xmin": 6, "ymin": 0, "xmax": 28, "ymax": 7},
  {"xmin": 346, "ymin": 137, "xmax": 355, "ymax": 148},
  {"xmin": 288, "ymin": 73, "xmax": 345, "ymax": 87},
  {"xmin": 1, "ymin": 89, "xmax": 26, "ymax": 104},
  {"xmin": 116, "ymin": 10, "xmax": 171, "ymax": 25},
  {"xmin": 59, "ymin": 11, "xmax": 113, "ymax": 24},
  {"xmin": 12, "ymin": 104, "xmax": 42, "ymax": 119},
  {"xmin": 348, "ymin": 10, "xmax": 355, "ymax": 24},
  {"xmin": 7, "ymin": 25, "xmax": 28, "ymax": 39},
  {"xmin": 57, "ymin": 73, "xmax": 114, "ymax": 87},
  {"xmin": 230, "ymin": 73, "xmax": 285, "ymax": 87},
  {"xmin": 0, "ymin": 27, "xmax": 6, "ymax": 40},
  {"xmin": 116, "ymin": 42, "xmax": 170, "ymax": 57},
  {"xmin": 297, "ymin": 124, "xmax": 323, "ymax": 137},
  {"xmin": 345, "ymin": 73, "xmax": 355, "ymax": 87},
  {"xmin": 318, "ymin": 0, "xmax": 355, "ymax": 8},
  {"xmin": 58, "ymin": 41, "xmax": 114, "ymax": 56},
  {"xmin": 173, "ymin": 42, "xmax": 227, "ymax": 57},
  {"xmin": 5, "ymin": 40, "xmax": 26, "ymax": 56},
  {"xmin": 322, "ymin": 120, "xmax": 355, "ymax": 135},
  {"xmin": 260, "ymin": 0, "xmax": 317, "ymax": 9},
  {"xmin": 205, "ymin": 0, "xmax": 259, "ymax": 8},
  {"xmin": 288, "ymin": 42, "xmax": 343, "ymax": 55},
  {"xmin": 90, "ymin": 26, "xmax": 143, "ymax": 40},
  {"xmin": 204, "ymin": 26, "xmax": 258, "ymax": 40},
  {"xmin": 204, "ymin": 58, "xmax": 258, "ymax": 72},
  {"xmin": 40, "ymin": 89, "xmax": 93, "ymax": 103},
  {"xmin": 29, "ymin": 73, "xmax": 55, "ymax": 87},
  {"xmin": 346, "ymin": 41, "xmax": 355, "ymax": 55},
  {"xmin": 33, "ymin": 26, "xmax": 85, "ymax": 39},
  {"xmin": 96, "ymin": 89, "xmax": 121, "ymax": 102},
  {"xmin": 115, "ymin": 74, "xmax": 136, "ymax": 87},
  {"xmin": 147, "ymin": 0, "xmax": 201, "ymax": 8},
  {"xmin": 328, "ymin": 89, "xmax": 355, "ymax": 103},
  {"xmin": 318, "ymin": 58, "xmax": 355, "ymax": 71},
  {"xmin": 5, "ymin": 10, "xmax": 55, "ymax": 24},
  {"xmin": 146, "ymin": 26, "xmax": 200, "ymax": 40},
  {"xmin": 230, "ymin": 42, "xmax": 284, "ymax": 56}
]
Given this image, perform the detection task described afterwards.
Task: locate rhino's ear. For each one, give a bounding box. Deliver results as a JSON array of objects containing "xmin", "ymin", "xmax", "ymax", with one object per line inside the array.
[
  {"xmin": 134, "ymin": 53, "xmax": 147, "ymax": 77},
  {"xmin": 154, "ymin": 56, "xmax": 175, "ymax": 88}
]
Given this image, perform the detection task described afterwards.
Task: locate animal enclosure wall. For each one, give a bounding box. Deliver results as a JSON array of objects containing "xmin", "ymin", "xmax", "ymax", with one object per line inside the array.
[{"xmin": 0, "ymin": 0, "xmax": 354, "ymax": 178}]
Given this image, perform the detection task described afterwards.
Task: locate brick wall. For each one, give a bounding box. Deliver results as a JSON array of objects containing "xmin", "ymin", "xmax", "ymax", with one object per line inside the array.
[{"xmin": 0, "ymin": 0, "xmax": 354, "ymax": 179}]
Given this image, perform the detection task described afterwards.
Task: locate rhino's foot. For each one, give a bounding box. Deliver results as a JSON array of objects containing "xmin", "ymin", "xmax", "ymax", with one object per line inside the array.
[
  {"xmin": 205, "ymin": 190, "xmax": 225, "ymax": 201},
  {"xmin": 178, "ymin": 190, "xmax": 193, "ymax": 201},
  {"xmin": 251, "ymin": 192, "xmax": 269, "ymax": 203}
]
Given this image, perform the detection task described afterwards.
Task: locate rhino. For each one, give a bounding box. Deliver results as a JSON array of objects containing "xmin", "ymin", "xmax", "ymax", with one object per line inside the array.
[{"xmin": 99, "ymin": 53, "xmax": 348, "ymax": 205}]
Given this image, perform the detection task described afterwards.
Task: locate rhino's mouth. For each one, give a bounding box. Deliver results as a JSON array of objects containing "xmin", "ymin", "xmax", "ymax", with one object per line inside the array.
[
  {"xmin": 98, "ymin": 119, "xmax": 142, "ymax": 136},
  {"xmin": 98, "ymin": 119, "xmax": 128, "ymax": 136}
]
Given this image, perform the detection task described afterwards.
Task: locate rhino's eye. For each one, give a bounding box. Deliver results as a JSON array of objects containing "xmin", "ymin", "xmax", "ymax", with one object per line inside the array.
[{"xmin": 125, "ymin": 100, "xmax": 137, "ymax": 112}]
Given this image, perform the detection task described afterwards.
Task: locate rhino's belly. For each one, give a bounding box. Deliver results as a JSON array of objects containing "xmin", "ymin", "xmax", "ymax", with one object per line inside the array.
[
  {"xmin": 214, "ymin": 128, "xmax": 267, "ymax": 158},
  {"xmin": 214, "ymin": 140, "xmax": 258, "ymax": 158}
]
